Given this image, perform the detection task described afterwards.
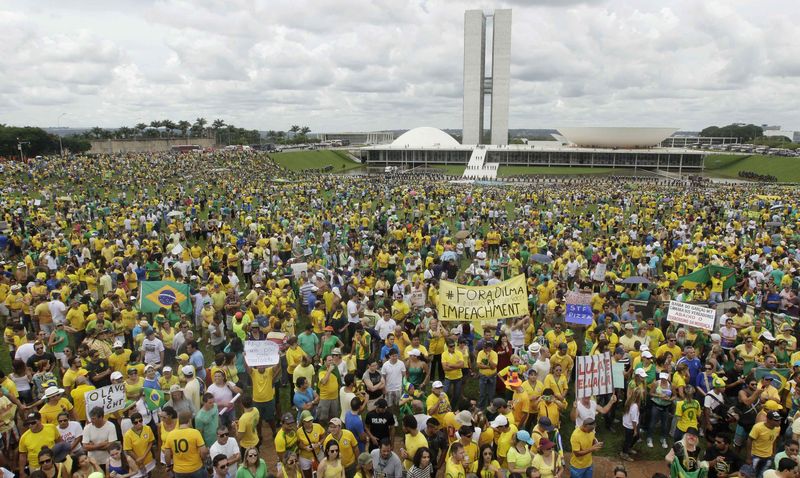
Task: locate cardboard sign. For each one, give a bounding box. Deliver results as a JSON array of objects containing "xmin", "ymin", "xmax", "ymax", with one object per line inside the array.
[
  {"xmin": 437, "ymin": 274, "xmax": 528, "ymax": 321},
  {"xmin": 244, "ymin": 340, "xmax": 280, "ymax": 366},
  {"xmin": 666, "ymin": 300, "xmax": 715, "ymax": 331},
  {"xmin": 565, "ymin": 291, "xmax": 594, "ymax": 325},
  {"xmin": 291, "ymin": 262, "xmax": 308, "ymax": 279},
  {"xmin": 85, "ymin": 383, "xmax": 126, "ymax": 418},
  {"xmin": 612, "ymin": 362, "xmax": 626, "ymax": 389},
  {"xmin": 592, "ymin": 263, "xmax": 607, "ymax": 282},
  {"xmin": 575, "ymin": 352, "xmax": 614, "ymax": 399}
]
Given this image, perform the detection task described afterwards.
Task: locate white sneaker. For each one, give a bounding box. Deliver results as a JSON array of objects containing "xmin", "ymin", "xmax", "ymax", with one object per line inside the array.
[
  {"xmin": 647, "ymin": 438, "xmax": 654, "ymax": 448},
  {"xmin": 661, "ymin": 438, "xmax": 668, "ymax": 449}
]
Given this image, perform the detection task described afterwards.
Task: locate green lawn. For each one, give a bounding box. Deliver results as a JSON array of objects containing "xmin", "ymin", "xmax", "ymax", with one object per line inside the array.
[
  {"xmin": 271, "ymin": 150, "xmax": 362, "ymax": 172},
  {"xmin": 431, "ymin": 165, "xmax": 466, "ymax": 175},
  {"xmin": 704, "ymin": 154, "xmax": 800, "ymax": 182}
]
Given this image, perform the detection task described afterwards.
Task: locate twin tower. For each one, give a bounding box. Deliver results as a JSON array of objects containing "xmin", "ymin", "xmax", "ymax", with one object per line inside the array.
[{"xmin": 463, "ymin": 9, "xmax": 512, "ymax": 146}]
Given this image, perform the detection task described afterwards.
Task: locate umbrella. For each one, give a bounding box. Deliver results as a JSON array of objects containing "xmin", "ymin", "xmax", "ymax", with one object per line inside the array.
[
  {"xmin": 766, "ymin": 221, "xmax": 782, "ymax": 227},
  {"xmin": 167, "ymin": 211, "xmax": 184, "ymax": 218},
  {"xmin": 454, "ymin": 230, "xmax": 469, "ymax": 240},
  {"xmin": 440, "ymin": 251, "xmax": 457, "ymax": 262},
  {"xmin": 770, "ymin": 204, "xmax": 784, "ymax": 210},
  {"xmin": 531, "ymin": 253, "xmax": 553, "ymax": 264},
  {"xmin": 622, "ymin": 276, "xmax": 651, "ymax": 285}
]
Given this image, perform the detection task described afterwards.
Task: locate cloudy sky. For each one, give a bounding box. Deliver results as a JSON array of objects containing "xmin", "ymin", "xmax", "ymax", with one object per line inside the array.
[{"xmin": 2, "ymin": 0, "xmax": 799, "ymax": 133}]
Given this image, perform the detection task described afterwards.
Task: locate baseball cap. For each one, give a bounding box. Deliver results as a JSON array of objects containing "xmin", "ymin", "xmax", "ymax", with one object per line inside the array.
[
  {"xmin": 624, "ymin": 323, "xmax": 634, "ymax": 330},
  {"xmin": 455, "ymin": 410, "xmax": 473, "ymax": 427},
  {"xmin": 642, "ymin": 351, "xmax": 653, "ymax": 359},
  {"xmin": 113, "ymin": 340, "xmax": 124, "ymax": 348},
  {"xmin": 182, "ymin": 365, "xmax": 195, "ymax": 375},
  {"xmin": 764, "ymin": 400, "xmax": 783, "ymax": 411},
  {"xmin": 684, "ymin": 427, "xmax": 699, "ymax": 436},
  {"xmin": 635, "ymin": 368, "xmax": 648, "ymax": 378},
  {"xmin": 492, "ymin": 398, "xmax": 507, "ymax": 408},
  {"xmin": 408, "ymin": 348, "xmax": 421, "ymax": 357},
  {"xmin": 431, "ymin": 381, "xmax": 444, "ymax": 389},
  {"xmin": 658, "ymin": 372, "xmax": 670, "ymax": 380},
  {"xmin": 178, "ymin": 353, "xmax": 189, "ymax": 361},
  {"xmin": 110, "ymin": 371, "xmax": 123, "ymax": 381},
  {"xmin": 538, "ymin": 416, "xmax": 554, "ymax": 431},
  {"xmin": 329, "ymin": 417, "xmax": 343, "ymax": 426},
  {"xmin": 25, "ymin": 411, "xmax": 41, "ymax": 423},
  {"xmin": 490, "ymin": 415, "xmax": 508, "ymax": 428},
  {"xmin": 331, "ymin": 348, "xmax": 342, "ymax": 356},
  {"xmin": 281, "ymin": 413, "xmax": 295, "ymax": 424},
  {"xmin": 538, "ymin": 438, "xmax": 556, "ymax": 450},
  {"xmin": 515, "ymin": 430, "xmax": 534, "ymax": 445},
  {"xmin": 300, "ymin": 410, "xmax": 314, "ymax": 422}
]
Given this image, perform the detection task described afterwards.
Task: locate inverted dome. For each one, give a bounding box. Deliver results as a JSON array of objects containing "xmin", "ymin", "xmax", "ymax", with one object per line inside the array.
[
  {"xmin": 556, "ymin": 127, "xmax": 679, "ymax": 148},
  {"xmin": 391, "ymin": 127, "xmax": 460, "ymax": 148}
]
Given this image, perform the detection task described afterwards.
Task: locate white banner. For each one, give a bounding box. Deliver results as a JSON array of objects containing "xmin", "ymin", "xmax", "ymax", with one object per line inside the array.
[
  {"xmin": 291, "ymin": 262, "xmax": 308, "ymax": 279},
  {"xmin": 666, "ymin": 300, "xmax": 715, "ymax": 331},
  {"xmin": 575, "ymin": 352, "xmax": 614, "ymax": 399},
  {"xmin": 592, "ymin": 263, "xmax": 607, "ymax": 282},
  {"xmin": 84, "ymin": 383, "xmax": 126, "ymax": 418},
  {"xmin": 244, "ymin": 340, "xmax": 280, "ymax": 366}
]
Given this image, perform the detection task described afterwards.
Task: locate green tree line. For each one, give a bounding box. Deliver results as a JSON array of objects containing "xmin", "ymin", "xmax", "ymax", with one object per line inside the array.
[{"xmin": 0, "ymin": 124, "xmax": 91, "ymax": 157}]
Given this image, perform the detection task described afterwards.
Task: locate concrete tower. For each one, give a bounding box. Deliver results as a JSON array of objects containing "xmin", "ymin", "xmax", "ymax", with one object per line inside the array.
[{"xmin": 462, "ymin": 9, "xmax": 511, "ymax": 146}]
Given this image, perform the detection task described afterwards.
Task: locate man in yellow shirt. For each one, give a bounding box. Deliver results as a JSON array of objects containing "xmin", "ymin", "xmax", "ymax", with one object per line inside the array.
[
  {"xmin": 656, "ymin": 334, "xmax": 681, "ymax": 359},
  {"xmin": 163, "ymin": 410, "xmax": 208, "ymax": 476},
  {"xmin": 401, "ymin": 414, "xmax": 428, "ymax": 469},
  {"xmin": 747, "ymin": 411, "xmax": 781, "ymax": 474},
  {"xmin": 19, "ymin": 411, "xmax": 62, "ymax": 473},
  {"xmin": 248, "ymin": 362, "xmax": 280, "ymax": 441},
  {"xmin": 237, "ymin": 396, "xmax": 261, "ymax": 450},
  {"xmin": 569, "ymin": 418, "xmax": 602, "ymax": 478},
  {"xmin": 323, "ymin": 418, "xmax": 359, "ymax": 474},
  {"xmin": 442, "ymin": 341, "xmax": 465, "ymax": 406},
  {"xmin": 476, "ymin": 341, "xmax": 498, "ymax": 408}
]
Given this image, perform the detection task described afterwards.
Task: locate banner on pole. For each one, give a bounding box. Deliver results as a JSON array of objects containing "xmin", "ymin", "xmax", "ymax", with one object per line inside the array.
[
  {"xmin": 565, "ymin": 291, "xmax": 594, "ymax": 326},
  {"xmin": 575, "ymin": 352, "xmax": 614, "ymax": 399},
  {"xmin": 244, "ymin": 340, "xmax": 280, "ymax": 366},
  {"xmin": 437, "ymin": 274, "xmax": 528, "ymax": 321},
  {"xmin": 85, "ymin": 383, "xmax": 126, "ymax": 418},
  {"xmin": 666, "ymin": 300, "xmax": 715, "ymax": 331}
]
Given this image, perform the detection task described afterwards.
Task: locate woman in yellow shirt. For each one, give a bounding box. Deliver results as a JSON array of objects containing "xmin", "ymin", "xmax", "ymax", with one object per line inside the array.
[
  {"xmin": 543, "ymin": 365, "xmax": 569, "ymax": 401},
  {"xmin": 471, "ymin": 444, "xmax": 502, "ymax": 478}
]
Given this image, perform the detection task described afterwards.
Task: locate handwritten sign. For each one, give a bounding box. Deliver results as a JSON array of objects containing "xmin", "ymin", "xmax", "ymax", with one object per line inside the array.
[
  {"xmin": 565, "ymin": 291, "xmax": 594, "ymax": 325},
  {"xmin": 575, "ymin": 352, "xmax": 614, "ymax": 399},
  {"xmin": 291, "ymin": 262, "xmax": 308, "ymax": 279},
  {"xmin": 592, "ymin": 263, "xmax": 607, "ymax": 282},
  {"xmin": 666, "ymin": 300, "xmax": 715, "ymax": 331},
  {"xmin": 85, "ymin": 383, "xmax": 126, "ymax": 418},
  {"xmin": 244, "ymin": 340, "xmax": 280, "ymax": 367},
  {"xmin": 437, "ymin": 274, "xmax": 528, "ymax": 321}
]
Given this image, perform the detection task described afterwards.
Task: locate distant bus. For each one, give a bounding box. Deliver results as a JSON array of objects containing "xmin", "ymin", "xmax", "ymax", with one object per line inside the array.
[{"xmin": 171, "ymin": 145, "xmax": 202, "ymax": 153}]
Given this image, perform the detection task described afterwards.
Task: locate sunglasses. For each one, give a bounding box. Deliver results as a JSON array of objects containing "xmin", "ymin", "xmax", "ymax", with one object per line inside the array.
[
  {"xmin": 40, "ymin": 459, "xmax": 52, "ymax": 465},
  {"xmin": 218, "ymin": 433, "xmax": 228, "ymax": 437},
  {"xmin": 329, "ymin": 449, "xmax": 340, "ymax": 453},
  {"xmin": 247, "ymin": 454, "xmax": 258, "ymax": 458},
  {"xmin": 132, "ymin": 419, "xmax": 143, "ymax": 424},
  {"xmin": 287, "ymin": 460, "xmax": 296, "ymax": 465},
  {"xmin": 58, "ymin": 419, "xmax": 68, "ymax": 423},
  {"xmin": 218, "ymin": 464, "xmax": 228, "ymax": 469}
]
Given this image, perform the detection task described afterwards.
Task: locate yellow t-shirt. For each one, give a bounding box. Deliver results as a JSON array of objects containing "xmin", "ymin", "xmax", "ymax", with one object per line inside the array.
[
  {"xmin": 109, "ymin": 350, "xmax": 132, "ymax": 374},
  {"xmin": 445, "ymin": 458, "xmax": 466, "ymax": 478},
  {"xmin": 124, "ymin": 426, "xmax": 156, "ymax": 465},
  {"xmin": 297, "ymin": 423, "xmax": 325, "ymax": 460},
  {"xmin": 286, "ymin": 347, "xmax": 307, "ymax": 375},
  {"xmin": 442, "ymin": 350, "xmax": 464, "ymax": 380},
  {"xmin": 70, "ymin": 384, "xmax": 95, "ymax": 421},
  {"xmin": 39, "ymin": 398, "xmax": 73, "ymax": 425},
  {"xmin": 748, "ymin": 422, "xmax": 779, "ymax": 458},
  {"xmin": 237, "ymin": 408, "xmax": 261, "ymax": 448},
  {"xmin": 569, "ymin": 428, "xmax": 595, "ymax": 469},
  {"xmin": 675, "ymin": 400, "xmax": 701, "ymax": 432},
  {"xmin": 62, "ymin": 368, "xmax": 89, "ymax": 390},
  {"xmin": 496, "ymin": 424, "xmax": 518, "ymax": 460},
  {"xmin": 403, "ymin": 432, "xmax": 429, "ymax": 469},
  {"xmin": 163, "ymin": 427, "xmax": 205, "ymax": 473},
  {"xmin": 250, "ymin": 367, "xmax": 276, "ymax": 403},
  {"xmin": 323, "ymin": 430, "xmax": 358, "ymax": 467},
  {"xmin": 476, "ymin": 350, "xmax": 498, "ymax": 376},
  {"xmin": 318, "ymin": 369, "xmax": 339, "ymax": 400},
  {"xmin": 275, "ymin": 428, "xmax": 299, "ymax": 456},
  {"xmin": 19, "ymin": 424, "xmax": 60, "ymax": 469}
]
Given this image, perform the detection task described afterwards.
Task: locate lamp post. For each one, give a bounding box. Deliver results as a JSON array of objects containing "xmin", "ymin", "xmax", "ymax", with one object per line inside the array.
[{"xmin": 57, "ymin": 112, "xmax": 68, "ymax": 157}]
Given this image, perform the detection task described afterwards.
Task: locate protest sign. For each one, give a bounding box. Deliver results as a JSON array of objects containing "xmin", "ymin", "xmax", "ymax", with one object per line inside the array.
[
  {"xmin": 244, "ymin": 340, "xmax": 280, "ymax": 366},
  {"xmin": 666, "ymin": 300, "xmax": 715, "ymax": 331},
  {"xmin": 290, "ymin": 262, "xmax": 308, "ymax": 279},
  {"xmin": 612, "ymin": 362, "xmax": 626, "ymax": 389},
  {"xmin": 565, "ymin": 291, "xmax": 594, "ymax": 326},
  {"xmin": 85, "ymin": 383, "xmax": 126, "ymax": 418},
  {"xmin": 575, "ymin": 352, "xmax": 613, "ymax": 399},
  {"xmin": 437, "ymin": 275, "xmax": 528, "ymax": 321},
  {"xmin": 592, "ymin": 263, "xmax": 607, "ymax": 282}
]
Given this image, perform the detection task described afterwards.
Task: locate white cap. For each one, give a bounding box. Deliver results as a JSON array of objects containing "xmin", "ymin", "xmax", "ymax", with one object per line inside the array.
[
  {"xmin": 432, "ymin": 380, "xmax": 444, "ymax": 389},
  {"xmin": 408, "ymin": 348, "xmax": 421, "ymax": 357},
  {"xmin": 424, "ymin": 307, "xmax": 432, "ymax": 313},
  {"xmin": 761, "ymin": 331, "xmax": 775, "ymax": 341},
  {"xmin": 113, "ymin": 340, "xmax": 124, "ymax": 348},
  {"xmin": 529, "ymin": 343, "xmax": 541, "ymax": 354},
  {"xmin": 163, "ymin": 366, "xmax": 172, "ymax": 372},
  {"xmin": 639, "ymin": 344, "xmax": 650, "ymax": 352},
  {"xmin": 635, "ymin": 368, "xmax": 648, "ymax": 378},
  {"xmin": 110, "ymin": 371, "xmax": 123, "ymax": 381},
  {"xmin": 710, "ymin": 333, "xmax": 721, "ymax": 342},
  {"xmin": 642, "ymin": 351, "xmax": 653, "ymax": 359},
  {"xmin": 375, "ymin": 290, "xmax": 384, "ymax": 296},
  {"xmin": 182, "ymin": 365, "xmax": 195, "ymax": 375},
  {"xmin": 624, "ymin": 323, "xmax": 634, "ymax": 330},
  {"xmin": 658, "ymin": 372, "xmax": 669, "ymax": 380},
  {"xmin": 490, "ymin": 415, "xmax": 509, "ymax": 428}
]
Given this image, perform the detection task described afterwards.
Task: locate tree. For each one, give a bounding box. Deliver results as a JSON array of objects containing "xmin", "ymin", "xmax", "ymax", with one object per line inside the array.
[
  {"xmin": 212, "ymin": 119, "xmax": 226, "ymax": 130},
  {"xmin": 700, "ymin": 123, "xmax": 763, "ymax": 142},
  {"xmin": 289, "ymin": 125, "xmax": 300, "ymax": 134},
  {"xmin": 192, "ymin": 117, "xmax": 208, "ymax": 137},
  {"xmin": 89, "ymin": 127, "xmax": 105, "ymax": 139},
  {"xmin": 177, "ymin": 120, "xmax": 191, "ymax": 138},
  {"xmin": 162, "ymin": 120, "xmax": 177, "ymax": 138},
  {"xmin": 300, "ymin": 126, "xmax": 311, "ymax": 135},
  {"xmin": 135, "ymin": 123, "xmax": 148, "ymax": 137}
]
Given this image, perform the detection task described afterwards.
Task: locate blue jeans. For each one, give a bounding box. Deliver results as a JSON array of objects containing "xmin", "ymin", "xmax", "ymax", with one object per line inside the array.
[
  {"xmin": 478, "ymin": 374, "xmax": 496, "ymax": 408},
  {"xmin": 444, "ymin": 378, "xmax": 463, "ymax": 408},
  {"xmin": 648, "ymin": 403, "xmax": 672, "ymax": 440},
  {"xmin": 569, "ymin": 465, "xmax": 593, "ymax": 478},
  {"xmin": 752, "ymin": 456, "xmax": 772, "ymax": 478}
]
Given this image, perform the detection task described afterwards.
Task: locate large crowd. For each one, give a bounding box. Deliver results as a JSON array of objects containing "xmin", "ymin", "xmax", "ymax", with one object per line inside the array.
[{"xmin": 0, "ymin": 150, "xmax": 800, "ymax": 478}]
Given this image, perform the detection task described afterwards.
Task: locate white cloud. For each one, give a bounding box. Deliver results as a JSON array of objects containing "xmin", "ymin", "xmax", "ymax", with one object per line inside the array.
[{"xmin": 1, "ymin": 0, "xmax": 798, "ymax": 131}]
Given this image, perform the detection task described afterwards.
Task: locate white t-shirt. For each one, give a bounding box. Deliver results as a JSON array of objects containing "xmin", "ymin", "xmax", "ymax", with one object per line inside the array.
[
  {"xmin": 58, "ymin": 421, "xmax": 84, "ymax": 449},
  {"xmin": 82, "ymin": 421, "xmax": 118, "ymax": 465},
  {"xmin": 210, "ymin": 437, "xmax": 240, "ymax": 477},
  {"xmin": 141, "ymin": 337, "xmax": 165, "ymax": 364},
  {"xmin": 380, "ymin": 360, "xmax": 406, "ymax": 392},
  {"xmin": 340, "ymin": 388, "xmax": 356, "ymax": 421},
  {"xmin": 622, "ymin": 402, "xmax": 639, "ymax": 430},
  {"xmin": 575, "ymin": 399, "xmax": 598, "ymax": 428},
  {"xmin": 207, "ymin": 382, "xmax": 235, "ymax": 406},
  {"xmin": 375, "ymin": 319, "xmax": 397, "ymax": 340},
  {"xmin": 704, "ymin": 391, "xmax": 725, "ymax": 423},
  {"xmin": 48, "ymin": 300, "xmax": 67, "ymax": 324}
]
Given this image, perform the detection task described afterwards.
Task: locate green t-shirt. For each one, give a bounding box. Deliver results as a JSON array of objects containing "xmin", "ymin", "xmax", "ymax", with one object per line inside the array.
[
  {"xmin": 298, "ymin": 332, "xmax": 320, "ymax": 358},
  {"xmin": 320, "ymin": 335, "xmax": 340, "ymax": 360}
]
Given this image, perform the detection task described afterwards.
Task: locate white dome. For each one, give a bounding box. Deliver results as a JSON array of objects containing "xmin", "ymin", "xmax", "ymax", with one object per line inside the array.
[
  {"xmin": 556, "ymin": 127, "xmax": 679, "ymax": 148},
  {"xmin": 391, "ymin": 127, "xmax": 459, "ymax": 148}
]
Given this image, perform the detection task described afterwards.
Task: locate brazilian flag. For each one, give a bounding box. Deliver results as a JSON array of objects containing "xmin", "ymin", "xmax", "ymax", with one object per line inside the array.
[
  {"xmin": 142, "ymin": 387, "xmax": 167, "ymax": 411},
  {"xmin": 139, "ymin": 281, "xmax": 193, "ymax": 314},
  {"xmin": 676, "ymin": 265, "xmax": 736, "ymax": 290}
]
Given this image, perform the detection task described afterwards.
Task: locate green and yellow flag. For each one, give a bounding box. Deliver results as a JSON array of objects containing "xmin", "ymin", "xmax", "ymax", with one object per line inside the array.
[
  {"xmin": 142, "ymin": 387, "xmax": 167, "ymax": 411},
  {"xmin": 139, "ymin": 281, "xmax": 193, "ymax": 314},
  {"xmin": 676, "ymin": 265, "xmax": 736, "ymax": 290}
]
